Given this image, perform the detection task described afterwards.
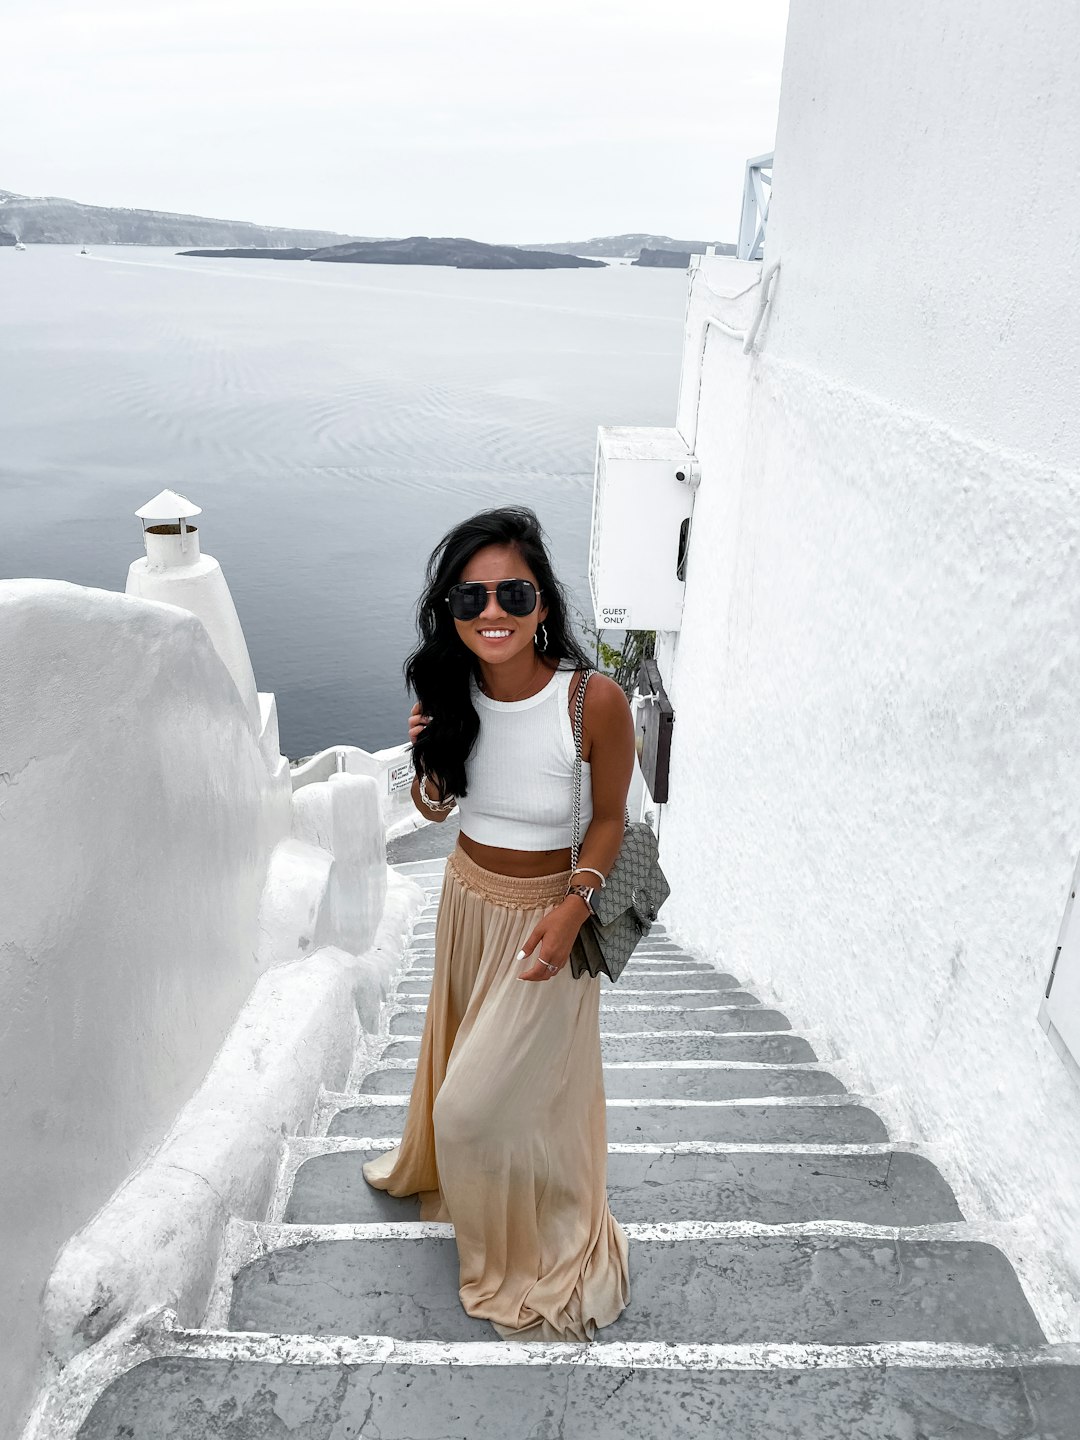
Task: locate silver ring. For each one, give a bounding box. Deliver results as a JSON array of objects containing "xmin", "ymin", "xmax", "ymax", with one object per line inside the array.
[{"xmin": 540, "ymin": 959, "xmax": 558, "ymax": 976}]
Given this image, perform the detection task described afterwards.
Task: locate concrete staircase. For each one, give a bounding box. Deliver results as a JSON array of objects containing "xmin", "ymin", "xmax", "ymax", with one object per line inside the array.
[{"xmin": 76, "ymin": 856, "xmax": 1080, "ymax": 1438}]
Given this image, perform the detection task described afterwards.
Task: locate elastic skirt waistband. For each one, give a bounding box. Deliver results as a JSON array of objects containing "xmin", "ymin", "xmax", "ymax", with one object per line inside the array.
[{"xmin": 446, "ymin": 845, "xmax": 572, "ymax": 908}]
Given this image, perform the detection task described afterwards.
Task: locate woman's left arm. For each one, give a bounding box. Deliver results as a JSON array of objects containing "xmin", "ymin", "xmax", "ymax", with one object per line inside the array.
[{"xmin": 518, "ymin": 675, "xmax": 636, "ymax": 981}]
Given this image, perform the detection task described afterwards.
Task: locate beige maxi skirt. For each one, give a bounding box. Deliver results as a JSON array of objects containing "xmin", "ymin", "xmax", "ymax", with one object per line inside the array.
[{"xmin": 363, "ymin": 845, "xmax": 630, "ymax": 1340}]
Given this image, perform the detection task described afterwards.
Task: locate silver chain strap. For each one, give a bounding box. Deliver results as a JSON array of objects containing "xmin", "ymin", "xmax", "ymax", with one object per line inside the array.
[
  {"xmin": 571, "ymin": 669, "xmax": 589, "ymax": 873},
  {"xmin": 571, "ymin": 668, "xmax": 630, "ymax": 874}
]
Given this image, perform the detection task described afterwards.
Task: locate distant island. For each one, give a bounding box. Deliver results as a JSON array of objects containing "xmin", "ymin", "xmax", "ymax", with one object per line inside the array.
[
  {"xmin": 180, "ymin": 236, "xmax": 605, "ymax": 271},
  {"xmin": 0, "ymin": 187, "xmax": 360, "ymax": 248},
  {"xmin": 0, "ymin": 186, "xmax": 737, "ymax": 267},
  {"xmin": 525, "ymin": 234, "xmax": 737, "ymax": 260}
]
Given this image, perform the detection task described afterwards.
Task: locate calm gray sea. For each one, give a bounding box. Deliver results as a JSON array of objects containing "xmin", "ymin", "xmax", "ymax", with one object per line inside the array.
[{"xmin": 0, "ymin": 245, "xmax": 685, "ymax": 755}]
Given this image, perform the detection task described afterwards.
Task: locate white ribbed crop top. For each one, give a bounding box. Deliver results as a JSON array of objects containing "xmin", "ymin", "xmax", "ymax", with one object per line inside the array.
[{"xmin": 456, "ymin": 666, "xmax": 593, "ymax": 850}]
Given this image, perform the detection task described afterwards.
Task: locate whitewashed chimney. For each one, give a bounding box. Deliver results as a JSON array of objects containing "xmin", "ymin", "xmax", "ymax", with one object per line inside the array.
[{"xmin": 126, "ymin": 489, "xmax": 261, "ymax": 729}]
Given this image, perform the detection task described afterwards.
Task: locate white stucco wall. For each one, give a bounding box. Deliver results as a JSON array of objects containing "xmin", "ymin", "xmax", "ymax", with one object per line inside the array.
[
  {"xmin": 658, "ymin": 0, "xmax": 1080, "ymax": 1323},
  {"xmin": 0, "ymin": 580, "xmax": 292, "ymax": 1436},
  {"xmin": 126, "ymin": 532, "xmax": 262, "ymax": 732}
]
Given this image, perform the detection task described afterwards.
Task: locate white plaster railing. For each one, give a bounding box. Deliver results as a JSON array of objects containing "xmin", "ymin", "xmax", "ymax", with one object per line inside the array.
[
  {"xmin": 291, "ymin": 741, "xmax": 417, "ymax": 835},
  {"xmin": 681, "ymin": 260, "xmax": 782, "ymax": 454},
  {"xmin": 693, "ymin": 260, "xmax": 781, "ymax": 355}
]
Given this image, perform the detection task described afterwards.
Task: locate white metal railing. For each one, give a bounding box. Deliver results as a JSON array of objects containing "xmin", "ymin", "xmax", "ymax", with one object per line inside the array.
[{"xmin": 737, "ymin": 151, "xmax": 774, "ymax": 262}]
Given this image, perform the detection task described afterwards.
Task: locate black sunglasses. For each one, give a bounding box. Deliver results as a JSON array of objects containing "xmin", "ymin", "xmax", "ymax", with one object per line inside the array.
[{"xmin": 445, "ymin": 579, "xmax": 542, "ymax": 621}]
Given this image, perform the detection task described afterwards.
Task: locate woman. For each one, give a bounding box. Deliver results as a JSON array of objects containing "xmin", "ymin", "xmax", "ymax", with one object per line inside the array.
[{"xmin": 363, "ymin": 505, "xmax": 634, "ymax": 1341}]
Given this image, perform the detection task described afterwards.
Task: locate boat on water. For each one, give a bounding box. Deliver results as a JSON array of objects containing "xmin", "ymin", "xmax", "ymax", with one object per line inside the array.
[
  {"xmin": 79, "ymin": 246, "xmax": 89, "ymax": 255},
  {"xmin": 14, "ymin": 241, "xmax": 26, "ymax": 251}
]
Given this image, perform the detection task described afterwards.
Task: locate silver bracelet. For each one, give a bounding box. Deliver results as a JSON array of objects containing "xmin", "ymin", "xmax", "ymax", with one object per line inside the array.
[
  {"xmin": 418, "ymin": 772, "xmax": 456, "ymax": 812},
  {"xmin": 569, "ymin": 865, "xmax": 606, "ymax": 888}
]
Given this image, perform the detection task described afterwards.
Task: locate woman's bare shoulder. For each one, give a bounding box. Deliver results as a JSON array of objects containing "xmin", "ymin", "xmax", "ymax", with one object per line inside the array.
[
  {"xmin": 570, "ymin": 670, "xmax": 633, "ymax": 752},
  {"xmin": 567, "ymin": 666, "xmax": 625, "ymax": 710},
  {"xmin": 583, "ymin": 671, "xmax": 630, "ymax": 718}
]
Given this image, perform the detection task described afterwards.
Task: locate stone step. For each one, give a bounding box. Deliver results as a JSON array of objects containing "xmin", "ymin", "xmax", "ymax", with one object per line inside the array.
[
  {"xmin": 327, "ymin": 1098, "xmax": 889, "ymax": 1145},
  {"xmin": 227, "ymin": 1231, "xmax": 1044, "ymax": 1347},
  {"xmin": 606, "ymin": 1148, "xmax": 961, "ymax": 1225},
  {"xmin": 602, "ymin": 1007, "xmax": 791, "ymax": 1034},
  {"xmin": 396, "ymin": 988, "xmax": 763, "ymax": 1011},
  {"xmin": 281, "ymin": 1144, "xmax": 960, "ymax": 1228},
  {"xmin": 356, "ymin": 1061, "xmax": 847, "ymax": 1100},
  {"xmin": 396, "ymin": 972, "xmax": 745, "ymax": 996},
  {"xmin": 387, "ymin": 1006, "xmax": 791, "ymax": 1037},
  {"xmin": 78, "ymin": 1342, "xmax": 1080, "ymax": 1440},
  {"xmin": 377, "ymin": 1030, "xmax": 818, "ymax": 1063}
]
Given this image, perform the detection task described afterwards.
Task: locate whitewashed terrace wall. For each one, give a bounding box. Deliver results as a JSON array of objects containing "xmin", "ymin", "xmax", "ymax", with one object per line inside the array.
[
  {"xmin": 658, "ymin": 0, "xmax": 1080, "ymax": 1325},
  {"xmin": 290, "ymin": 741, "xmax": 419, "ymax": 838},
  {"xmin": 0, "ymin": 580, "xmax": 293, "ymax": 1437}
]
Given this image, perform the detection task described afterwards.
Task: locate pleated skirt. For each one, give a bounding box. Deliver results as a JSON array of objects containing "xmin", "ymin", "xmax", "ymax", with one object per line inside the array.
[{"xmin": 363, "ymin": 844, "xmax": 630, "ymax": 1340}]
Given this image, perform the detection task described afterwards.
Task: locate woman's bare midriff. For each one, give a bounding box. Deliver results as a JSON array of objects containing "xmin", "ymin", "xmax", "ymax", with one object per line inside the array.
[{"xmin": 457, "ymin": 831, "xmax": 573, "ymax": 878}]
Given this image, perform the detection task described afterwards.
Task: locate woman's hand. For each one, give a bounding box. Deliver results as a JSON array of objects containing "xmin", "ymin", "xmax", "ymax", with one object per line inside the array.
[
  {"xmin": 517, "ymin": 897, "xmax": 589, "ymax": 982},
  {"xmin": 409, "ymin": 702, "xmax": 457, "ymax": 819},
  {"xmin": 409, "ymin": 701, "xmax": 431, "ymax": 746}
]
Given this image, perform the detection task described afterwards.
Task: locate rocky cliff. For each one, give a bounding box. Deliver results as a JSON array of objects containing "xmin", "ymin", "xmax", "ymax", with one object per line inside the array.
[{"xmin": 0, "ymin": 188, "xmax": 358, "ymax": 248}]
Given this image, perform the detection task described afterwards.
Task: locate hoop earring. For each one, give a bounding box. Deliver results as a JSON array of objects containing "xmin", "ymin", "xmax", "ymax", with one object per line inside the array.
[{"xmin": 534, "ymin": 622, "xmax": 549, "ymax": 652}]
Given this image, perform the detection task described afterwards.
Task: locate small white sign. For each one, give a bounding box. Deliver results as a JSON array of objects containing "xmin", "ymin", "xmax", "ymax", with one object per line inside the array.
[
  {"xmin": 599, "ymin": 605, "xmax": 634, "ymax": 629},
  {"xmin": 387, "ymin": 758, "xmax": 414, "ymax": 794}
]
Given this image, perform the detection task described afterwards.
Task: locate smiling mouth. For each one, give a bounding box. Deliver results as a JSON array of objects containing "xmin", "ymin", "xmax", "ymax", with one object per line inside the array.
[{"xmin": 477, "ymin": 629, "xmax": 513, "ymax": 640}]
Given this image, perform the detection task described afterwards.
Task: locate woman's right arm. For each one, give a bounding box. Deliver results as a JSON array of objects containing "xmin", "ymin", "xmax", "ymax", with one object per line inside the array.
[{"xmin": 408, "ymin": 702, "xmax": 456, "ymax": 821}]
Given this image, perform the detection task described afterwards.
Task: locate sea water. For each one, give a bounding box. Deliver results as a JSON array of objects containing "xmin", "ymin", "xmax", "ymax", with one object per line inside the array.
[{"xmin": 0, "ymin": 245, "xmax": 685, "ymax": 754}]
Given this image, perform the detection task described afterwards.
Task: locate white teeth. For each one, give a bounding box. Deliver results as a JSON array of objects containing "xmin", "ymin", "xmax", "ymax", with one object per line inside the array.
[{"xmin": 480, "ymin": 630, "xmax": 511, "ymax": 637}]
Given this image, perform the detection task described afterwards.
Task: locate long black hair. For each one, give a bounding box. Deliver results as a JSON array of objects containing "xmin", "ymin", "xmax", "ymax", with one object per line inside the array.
[{"xmin": 406, "ymin": 506, "xmax": 592, "ymax": 798}]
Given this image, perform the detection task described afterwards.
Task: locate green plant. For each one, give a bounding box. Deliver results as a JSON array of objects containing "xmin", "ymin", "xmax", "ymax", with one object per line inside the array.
[
  {"xmin": 601, "ymin": 629, "xmax": 656, "ymax": 698},
  {"xmin": 566, "ymin": 599, "xmax": 655, "ymax": 699}
]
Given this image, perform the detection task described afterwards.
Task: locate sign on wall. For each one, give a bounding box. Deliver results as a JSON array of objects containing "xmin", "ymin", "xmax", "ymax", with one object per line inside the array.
[{"xmin": 387, "ymin": 756, "xmax": 414, "ymax": 795}]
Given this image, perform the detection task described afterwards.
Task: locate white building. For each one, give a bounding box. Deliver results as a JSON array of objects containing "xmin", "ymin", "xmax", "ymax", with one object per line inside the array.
[{"xmin": 617, "ymin": 0, "xmax": 1080, "ymax": 1326}]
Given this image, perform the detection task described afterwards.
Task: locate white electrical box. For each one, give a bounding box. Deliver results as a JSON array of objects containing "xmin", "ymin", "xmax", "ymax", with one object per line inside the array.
[{"xmin": 589, "ymin": 426, "xmax": 696, "ymax": 632}]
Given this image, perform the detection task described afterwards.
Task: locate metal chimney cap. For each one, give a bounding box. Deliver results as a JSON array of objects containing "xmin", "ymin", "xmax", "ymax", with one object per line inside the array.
[{"xmin": 135, "ymin": 488, "xmax": 202, "ymax": 521}]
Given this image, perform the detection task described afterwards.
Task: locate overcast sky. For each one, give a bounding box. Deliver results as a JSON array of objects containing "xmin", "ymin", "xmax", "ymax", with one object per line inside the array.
[{"xmin": 2, "ymin": 0, "xmax": 789, "ymax": 243}]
